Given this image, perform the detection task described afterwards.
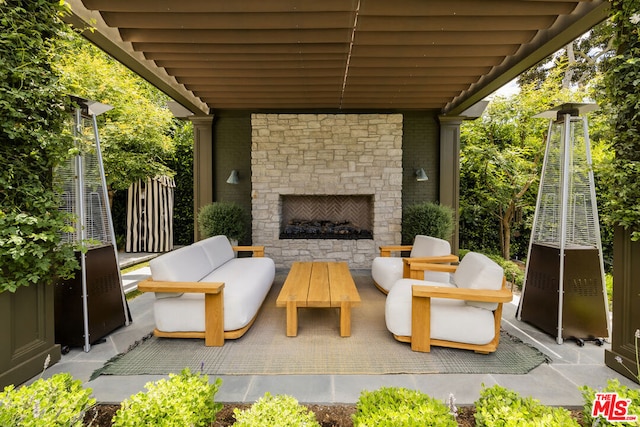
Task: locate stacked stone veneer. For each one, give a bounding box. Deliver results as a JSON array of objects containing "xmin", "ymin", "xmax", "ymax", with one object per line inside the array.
[{"xmin": 251, "ymin": 113, "xmax": 403, "ymax": 269}]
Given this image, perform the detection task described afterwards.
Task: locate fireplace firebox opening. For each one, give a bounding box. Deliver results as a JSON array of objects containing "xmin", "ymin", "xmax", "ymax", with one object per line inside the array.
[{"xmin": 280, "ymin": 195, "xmax": 373, "ymax": 240}]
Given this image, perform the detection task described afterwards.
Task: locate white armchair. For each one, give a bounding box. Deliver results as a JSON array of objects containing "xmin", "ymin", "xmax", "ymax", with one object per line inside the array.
[
  {"xmin": 385, "ymin": 251, "xmax": 512, "ymax": 353},
  {"xmin": 371, "ymin": 235, "xmax": 457, "ymax": 294}
]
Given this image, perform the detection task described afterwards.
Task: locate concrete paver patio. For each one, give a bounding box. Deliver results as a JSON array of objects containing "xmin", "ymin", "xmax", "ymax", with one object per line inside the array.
[{"xmin": 35, "ymin": 253, "xmax": 638, "ymax": 407}]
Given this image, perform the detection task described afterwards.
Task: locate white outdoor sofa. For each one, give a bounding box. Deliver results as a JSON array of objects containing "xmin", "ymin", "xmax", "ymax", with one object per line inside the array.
[
  {"xmin": 385, "ymin": 251, "xmax": 512, "ymax": 353},
  {"xmin": 138, "ymin": 235, "xmax": 275, "ymax": 346}
]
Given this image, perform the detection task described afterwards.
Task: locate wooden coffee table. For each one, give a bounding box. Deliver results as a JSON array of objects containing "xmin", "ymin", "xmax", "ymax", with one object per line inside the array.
[{"xmin": 276, "ymin": 261, "xmax": 361, "ymax": 337}]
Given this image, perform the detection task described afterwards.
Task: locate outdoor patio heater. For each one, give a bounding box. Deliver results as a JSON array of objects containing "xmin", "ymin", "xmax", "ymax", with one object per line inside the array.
[
  {"xmin": 54, "ymin": 97, "xmax": 130, "ymax": 352},
  {"xmin": 517, "ymin": 103, "xmax": 610, "ymax": 345}
]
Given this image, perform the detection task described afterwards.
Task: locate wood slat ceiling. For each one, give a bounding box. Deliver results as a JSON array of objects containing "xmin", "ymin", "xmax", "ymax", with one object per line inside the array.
[{"xmin": 74, "ymin": 0, "xmax": 607, "ymax": 114}]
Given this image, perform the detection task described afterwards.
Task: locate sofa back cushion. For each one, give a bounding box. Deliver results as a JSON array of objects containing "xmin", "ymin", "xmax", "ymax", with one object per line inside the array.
[
  {"xmin": 193, "ymin": 235, "xmax": 235, "ymax": 270},
  {"xmin": 150, "ymin": 245, "xmax": 213, "ymax": 299},
  {"xmin": 409, "ymin": 235, "xmax": 451, "ymax": 257},
  {"xmin": 453, "ymin": 252, "xmax": 504, "ymax": 310},
  {"xmin": 410, "ymin": 235, "xmax": 453, "ymax": 283}
]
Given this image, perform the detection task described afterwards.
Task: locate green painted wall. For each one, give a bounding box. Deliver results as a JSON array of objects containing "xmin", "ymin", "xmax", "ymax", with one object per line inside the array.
[
  {"xmin": 211, "ymin": 110, "xmax": 443, "ymax": 243},
  {"xmin": 212, "ymin": 112, "xmax": 252, "ymax": 244},
  {"xmin": 401, "ymin": 111, "xmax": 440, "ymax": 211}
]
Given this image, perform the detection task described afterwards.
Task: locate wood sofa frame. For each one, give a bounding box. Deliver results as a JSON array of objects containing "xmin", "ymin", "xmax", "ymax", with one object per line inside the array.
[
  {"xmin": 393, "ymin": 259, "xmax": 513, "ymax": 354},
  {"xmin": 137, "ymin": 245, "xmax": 265, "ymax": 347},
  {"xmin": 374, "ymin": 244, "xmax": 459, "ymax": 294}
]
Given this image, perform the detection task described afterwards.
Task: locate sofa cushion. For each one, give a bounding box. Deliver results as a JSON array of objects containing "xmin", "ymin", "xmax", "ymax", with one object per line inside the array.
[
  {"xmin": 203, "ymin": 257, "xmax": 275, "ymax": 331},
  {"xmin": 154, "ymin": 293, "xmax": 205, "ymax": 331},
  {"xmin": 149, "ymin": 245, "xmax": 213, "ymax": 299},
  {"xmin": 193, "ymin": 235, "xmax": 235, "ymax": 271},
  {"xmin": 453, "ymin": 252, "xmax": 503, "ymax": 310},
  {"xmin": 154, "ymin": 256, "xmax": 276, "ymax": 333},
  {"xmin": 385, "ymin": 281, "xmax": 495, "ymax": 345},
  {"xmin": 410, "ymin": 235, "xmax": 451, "ymax": 257},
  {"xmin": 410, "ymin": 235, "xmax": 453, "ymax": 283},
  {"xmin": 371, "ymin": 257, "xmax": 403, "ymax": 292}
]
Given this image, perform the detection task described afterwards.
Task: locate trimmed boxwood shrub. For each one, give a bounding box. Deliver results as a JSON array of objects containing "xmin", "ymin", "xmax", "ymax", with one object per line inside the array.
[
  {"xmin": 474, "ymin": 384, "xmax": 578, "ymax": 426},
  {"xmin": 353, "ymin": 387, "xmax": 457, "ymax": 426},
  {"xmin": 232, "ymin": 393, "xmax": 320, "ymax": 427},
  {"xmin": 198, "ymin": 201, "xmax": 248, "ymax": 241},
  {"xmin": 112, "ymin": 368, "xmax": 222, "ymax": 427},
  {"xmin": 402, "ymin": 202, "xmax": 454, "ymax": 244},
  {"xmin": 0, "ymin": 372, "xmax": 95, "ymax": 426}
]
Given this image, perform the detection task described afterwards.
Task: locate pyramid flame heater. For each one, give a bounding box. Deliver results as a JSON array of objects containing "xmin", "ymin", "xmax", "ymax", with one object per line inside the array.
[
  {"xmin": 54, "ymin": 97, "xmax": 130, "ymax": 352},
  {"xmin": 517, "ymin": 103, "xmax": 610, "ymax": 346}
]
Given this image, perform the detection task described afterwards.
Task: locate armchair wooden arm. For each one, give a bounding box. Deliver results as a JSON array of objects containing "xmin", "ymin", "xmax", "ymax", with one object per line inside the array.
[
  {"xmin": 412, "ymin": 282, "xmax": 512, "ymax": 303},
  {"xmin": 138, "ymin": 278, "xmax": 225, "ymax": 346},
  {"xmin": 402, "ymin": 256, "xmax": 459, "ymax": 279},
  {"xmin": 138, "ymin": 279, "xmax": 224, "ymax": 294},
  {"xmin": 379, "ymin": 245, "xmax": 413, "ymax": 257},
  {"xmin": 232, "ymin": 245, "xmax": 265, "ymax": 257},
  {"xmin": 410, "ymin": 280, "xmax": 511, "ymax": 354}
]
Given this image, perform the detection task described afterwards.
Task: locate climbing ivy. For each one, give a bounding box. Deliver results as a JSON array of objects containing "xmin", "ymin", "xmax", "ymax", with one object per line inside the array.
[
  {"xmin": 0, "ymin": 1, "xmax": 79, "ymax": 292},
  {"xmin": 603, "ymin": 0, "xmax": 640, "ymax": 240}
]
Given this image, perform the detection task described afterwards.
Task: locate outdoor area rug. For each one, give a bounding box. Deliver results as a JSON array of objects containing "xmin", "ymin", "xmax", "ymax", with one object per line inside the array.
[{"xmin": 92, "ymin": 273, "xmax": 549, "ymax": 378}]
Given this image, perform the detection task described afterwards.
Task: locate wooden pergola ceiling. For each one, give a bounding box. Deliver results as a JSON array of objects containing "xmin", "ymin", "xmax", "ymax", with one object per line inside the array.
[{"xmin": 70, "ymin": 0, "xmax": 608, "ymax": 115}]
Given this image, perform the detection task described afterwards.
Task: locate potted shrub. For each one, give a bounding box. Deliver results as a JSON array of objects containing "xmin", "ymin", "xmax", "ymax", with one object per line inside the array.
[
  {"xmin": 198, "ymin": 201, "xmax": 249, "ymax": 245},
  {"xmin": 0, "ymin": 1, "xmax": 78, "ymax": 388},
  {"xmin": 401, "ymin": 202, "xmax": 454, "ymax": 244}
]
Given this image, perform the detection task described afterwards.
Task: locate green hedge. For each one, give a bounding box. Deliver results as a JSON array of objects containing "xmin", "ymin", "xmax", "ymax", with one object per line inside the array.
[{"xmin": 0, "ymin": 0, "xmax": 78, "ymax": 292}]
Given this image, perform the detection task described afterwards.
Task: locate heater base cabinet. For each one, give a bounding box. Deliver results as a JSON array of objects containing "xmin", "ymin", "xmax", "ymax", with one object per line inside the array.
[
  {"xmin": 520, "ymin": 243, "xmax": 609, "ymax": 342},
  {"xmin": 54, "ymin": 245, "xmax": 128, "ymax": 348}
]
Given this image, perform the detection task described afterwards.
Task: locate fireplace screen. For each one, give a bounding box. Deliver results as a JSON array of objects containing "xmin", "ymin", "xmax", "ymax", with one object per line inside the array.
[{"xmin": 280, "ymin": 195, "xmax": 373, "ymax": 240}]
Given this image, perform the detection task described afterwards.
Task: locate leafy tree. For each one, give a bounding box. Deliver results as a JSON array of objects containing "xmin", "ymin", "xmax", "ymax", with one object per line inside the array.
[
  {"xmin": 598, "ymin": 0, "xmax": 640, "ymax": 240},
  {"xmin": 460, "ymin": 71, "xmax": 578, "ymax": 260},
  {"xmin": 518, "ymin": 20, "xmax": 615, "ymax": 90},
  {"xmin": 0, "ymin": 0, "xmax": 79, "ymax": 292},
  {"xmin": 460, "ymin": 17, "xmax": 621, "ymax": 261},
  {"xmin": 55, "ymin": 33, "xmax": 197, "ymax": 246},
  {"xmin": 55, "ymin": 34, "xmax": 174, "ymax": 191},
  {"xmin": 167, "ymin": 120, "xmax": 194, "ymax": 245}
]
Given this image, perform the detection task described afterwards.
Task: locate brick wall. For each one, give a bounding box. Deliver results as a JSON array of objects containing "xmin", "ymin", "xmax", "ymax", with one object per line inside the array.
[
  {"xmin": 251, "ymin": 113, "xmax": 403, "ymax": 269},
  {"xmin": 213, "ymin": 115, "xmax": 252, "ymax": 216},
  {"xmin": 402, "ymin": 112, "xmax": 440, "ymax": 211}
]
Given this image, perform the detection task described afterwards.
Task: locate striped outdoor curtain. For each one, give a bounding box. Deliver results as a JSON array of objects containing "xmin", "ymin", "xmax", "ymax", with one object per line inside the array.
[{"xmin": 126, "ymin": 175, "xmax": 175, "ymax": 253}]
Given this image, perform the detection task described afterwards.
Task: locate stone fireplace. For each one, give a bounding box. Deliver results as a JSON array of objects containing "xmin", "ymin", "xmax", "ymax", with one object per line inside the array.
[{"xmin": 251, "ymin": 113, "xmax": 403, "ymax": 269}]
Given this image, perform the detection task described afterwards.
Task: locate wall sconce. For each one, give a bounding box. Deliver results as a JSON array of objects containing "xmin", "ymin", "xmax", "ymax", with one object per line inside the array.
[
  {"xmin": 226, "ymin": 170, "xmax": 239, "ymax": 184},
  {"xmin": 415, "ymin": 168, "xmax": 429, "ymax": 182}
]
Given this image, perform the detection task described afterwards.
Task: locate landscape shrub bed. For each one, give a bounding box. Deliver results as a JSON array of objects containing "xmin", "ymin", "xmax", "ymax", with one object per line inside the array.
[{"xmin": 5, "ymin": 373, "xmax": 637, "ymax": 426}]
